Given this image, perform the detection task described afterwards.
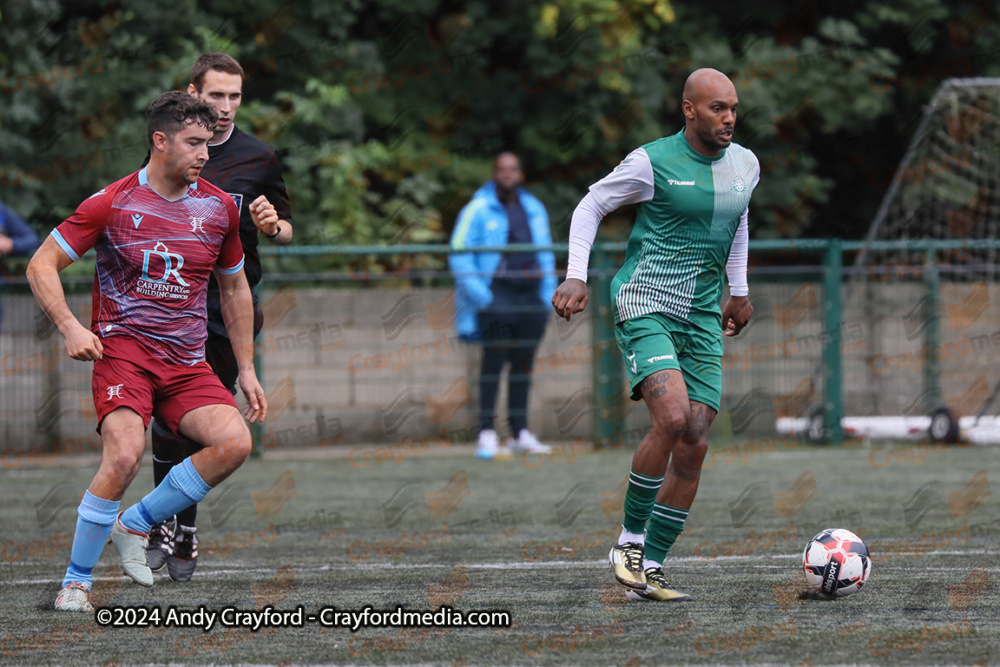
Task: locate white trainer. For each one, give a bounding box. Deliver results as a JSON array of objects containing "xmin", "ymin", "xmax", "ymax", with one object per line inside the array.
[
  {"xmin": 495, "ymin": 442, "xmax": 513, "ymax": 460},
  {"xmin": 55, "ymin": 582, "xmax": 94, "ymax": 612},
  {"xmin": 475, "ymin": 429, "xmax": 499, "ymax": 459},
  {"xmin": 475, "ymin": 429, "xmax": 512, "ymax": 460},
  {"xmin": 511, "ymin": 429, "xmax": 552, "ymax": 454},
  {"xmin": 111, "ymin": 514, "xmax": 153, "ymax": 587}
]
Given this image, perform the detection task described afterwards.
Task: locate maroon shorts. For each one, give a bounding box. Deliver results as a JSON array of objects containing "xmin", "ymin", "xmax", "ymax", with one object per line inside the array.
[{"xmin": 91, "ymin": 335, "xmax": 238, "ymax": 434}]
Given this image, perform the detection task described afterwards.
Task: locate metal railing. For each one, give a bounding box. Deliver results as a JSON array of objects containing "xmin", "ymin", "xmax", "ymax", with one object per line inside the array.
[{"xmin": 4, "ymin": 239, "xmax": 1000, "ymax": 451}]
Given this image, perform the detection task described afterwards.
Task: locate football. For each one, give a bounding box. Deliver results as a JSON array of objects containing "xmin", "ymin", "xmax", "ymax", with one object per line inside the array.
[{"xmin": 802, "ymin": 528, "xmax": 871, "ymax": 597}]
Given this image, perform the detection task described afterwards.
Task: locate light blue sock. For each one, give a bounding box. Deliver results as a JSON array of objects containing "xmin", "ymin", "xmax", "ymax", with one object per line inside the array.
[
  {"xmin": 62, "ymin": 491, "xmax": 119, "ymax": 588},
  {"xmin": 121, "ymin": 459, "xmax": 212, "ymax": 534}
]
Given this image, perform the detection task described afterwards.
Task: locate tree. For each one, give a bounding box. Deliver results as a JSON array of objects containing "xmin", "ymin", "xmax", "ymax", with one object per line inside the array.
[{"xmin": 1, "ymin": 0, "xmax": 998, "ymax": 272}]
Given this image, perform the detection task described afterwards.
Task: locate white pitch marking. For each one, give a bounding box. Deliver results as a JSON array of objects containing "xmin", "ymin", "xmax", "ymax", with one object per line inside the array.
[{"xmin": 5, "ymin": 551, "xmax": 997, "ymax": 585}]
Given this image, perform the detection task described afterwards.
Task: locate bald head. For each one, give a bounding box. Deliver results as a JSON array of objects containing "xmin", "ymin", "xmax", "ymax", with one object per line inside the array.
[
  {"xmin": 681, "ymin": 68, "xmax": 739, "ymax": 157},
  {"xmin": 683, "ymin": 68, "xmax": 737, "ymax": 105}
]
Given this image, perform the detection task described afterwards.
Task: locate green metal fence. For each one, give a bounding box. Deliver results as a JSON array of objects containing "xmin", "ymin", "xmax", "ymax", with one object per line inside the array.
[
  {"xmin": 4, "ymin": 239, "xmax": 1000, "ymax": 454},
  {"xmin": 255, "ymin": 238, "xmax": 1000, "ymax": 447}
]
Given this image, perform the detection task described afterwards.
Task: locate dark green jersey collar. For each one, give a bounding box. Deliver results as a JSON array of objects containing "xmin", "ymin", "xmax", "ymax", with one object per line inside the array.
[{"xmin": 677, "ymin": 127, "xmax": 727, "ymax": 163}]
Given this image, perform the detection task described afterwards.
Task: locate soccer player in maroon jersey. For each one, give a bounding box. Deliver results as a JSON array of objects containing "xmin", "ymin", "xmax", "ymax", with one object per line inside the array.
[
  {"xmin": 26, "ymin": 91, "xmax": 267, "ymax": 612},
  {"xmin": 145, "ymin": 52, "xmax": 293, "ymax": 582}
]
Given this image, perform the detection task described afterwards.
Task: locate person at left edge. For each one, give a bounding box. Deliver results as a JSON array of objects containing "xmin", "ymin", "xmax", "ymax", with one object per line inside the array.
[
  {"xmin": 145, "ymin": 52, "xmax": 293, "ymax": 583},
  {"xmin": 0, "ymin": 200, "xmax": 40, "ymax": 326},
  {"xmin": 27, "ymin": 90, "xmax": 267, "ymax": 612}
]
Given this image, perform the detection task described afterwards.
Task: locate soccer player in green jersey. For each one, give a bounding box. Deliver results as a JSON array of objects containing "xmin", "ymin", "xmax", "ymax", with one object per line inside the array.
[{"xmin": 552, "ymin": 68, "xmax": 758, "ymax": 601}]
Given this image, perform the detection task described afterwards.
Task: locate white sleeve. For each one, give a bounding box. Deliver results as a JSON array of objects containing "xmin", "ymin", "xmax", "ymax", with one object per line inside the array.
[
  {"xmin": 726, "ymin": 163, "xmax": 760, "ymax": 297},
  {"xmin": 566, "ymin": 193, "xmax": 603, "ymax": 282},
  {"xmin": 726, "ymin": 210, "xmax": 749, "ymax": 296},
  {"xmin": 566, "ymin": 148, "xmax": 655, "ymax": 283}
]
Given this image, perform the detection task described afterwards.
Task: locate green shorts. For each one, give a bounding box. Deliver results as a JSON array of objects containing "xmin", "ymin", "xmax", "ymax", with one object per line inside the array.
[{"xmin": 614, "ymin": 313, "xmax": 722, "ymax": 411}]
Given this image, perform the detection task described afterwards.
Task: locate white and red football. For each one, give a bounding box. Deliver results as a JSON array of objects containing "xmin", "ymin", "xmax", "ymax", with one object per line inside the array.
[{"xmin": 802, "ymin": 528, "xmax": 871, "ymax": 597}]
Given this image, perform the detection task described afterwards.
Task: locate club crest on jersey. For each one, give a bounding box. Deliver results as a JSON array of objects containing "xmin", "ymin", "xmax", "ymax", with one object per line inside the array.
[
  {"xmin": 140, "ymin": 242, "xmax": 190, "ymax": 287},
  {"xmin": 190, "ymin": 216, "xmax": 207, "ymax": 233},
  {"xmin": 106, "ymin": 384, "xmax": 124, "ymax": 401},
  {"xmin": 229, "ymin": 193, "xmax": 243, "ymax": 216},
  {"xmin": 732, "ymin": 177, "xmax": 747, "ymax": 193}
]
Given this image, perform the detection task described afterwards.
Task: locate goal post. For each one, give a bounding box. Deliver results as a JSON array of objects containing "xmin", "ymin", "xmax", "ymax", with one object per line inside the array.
[{"xmin": 838, "ymin": 78, "xmax": 1000, "ymax": 444}]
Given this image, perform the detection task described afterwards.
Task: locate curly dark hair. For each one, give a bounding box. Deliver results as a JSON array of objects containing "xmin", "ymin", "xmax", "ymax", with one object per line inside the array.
[{"xmin": 145, "ymin": 90, "xmax": 218, "ymax": 148}]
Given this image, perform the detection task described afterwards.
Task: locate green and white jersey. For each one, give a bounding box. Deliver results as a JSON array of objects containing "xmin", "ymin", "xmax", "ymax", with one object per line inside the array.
[{"xmin": 587, "ymin": 129, "xmax": 759, "ymax": 333}]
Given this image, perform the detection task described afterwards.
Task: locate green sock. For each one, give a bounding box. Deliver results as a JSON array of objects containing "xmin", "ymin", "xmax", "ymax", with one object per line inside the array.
[
  {"xmin": 622, "ymin": 469, "xmax": 664, "ymax": 534},
  {"xmin": 645, "ymin": 503, "xmax": 689, "ymax": 564}
]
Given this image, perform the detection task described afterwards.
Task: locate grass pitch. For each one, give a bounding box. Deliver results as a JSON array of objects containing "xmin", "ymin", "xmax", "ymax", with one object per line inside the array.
[{"xmin": 0, "ymin": 438, "xmax": 997, "ymax": 666}]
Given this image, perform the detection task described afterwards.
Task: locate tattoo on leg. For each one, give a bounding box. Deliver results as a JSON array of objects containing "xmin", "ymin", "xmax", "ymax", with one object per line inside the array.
[
  {"xmin": 642, "ymin": 371, "xmax": 671, "ymax": 401},
  {"xmin": 667, "ymin": 466, "xmax": 698, "ymax": 481},
  {"xmin": 648, "ymin": 385, "xmax": 669, "ymax": 400},
  {"xmin": 685, "ymin": 402, "xmax": 716, "ymax": 441}
]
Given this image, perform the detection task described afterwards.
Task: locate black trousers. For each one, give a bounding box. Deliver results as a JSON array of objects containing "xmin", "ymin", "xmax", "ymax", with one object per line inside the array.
[
  {"xmin": 476, "ymin": 286, "xmax": 549, "ymax": 435},
  {"xmin": 150, "ymin": 305, "xmax": 263, "ymax": 526}
]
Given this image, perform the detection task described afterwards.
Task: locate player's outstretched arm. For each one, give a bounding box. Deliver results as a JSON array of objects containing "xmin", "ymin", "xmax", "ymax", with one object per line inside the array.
[
  {"xmin": 553, "ymin": 194, "xmax": 602, "ymax": 322},
  {"xmin": 26, "ymin": 236, "xmax": 103, "ymax": 360},
  {"xmin": 723, "ymin": 205, "xmax": 752, "ymax": 337},
  {"xmin": 555, "ymin": 148, "xmax": 654, "ymax": 321},
  {"xmin": 215, "ymin": 268, "xmax": 267, "ymax": 423}
]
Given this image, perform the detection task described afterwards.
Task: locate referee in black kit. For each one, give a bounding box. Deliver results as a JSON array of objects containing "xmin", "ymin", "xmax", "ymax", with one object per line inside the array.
[{"xmin": 146, "ymin": 52, "xmax": 293, "ymax": 582}]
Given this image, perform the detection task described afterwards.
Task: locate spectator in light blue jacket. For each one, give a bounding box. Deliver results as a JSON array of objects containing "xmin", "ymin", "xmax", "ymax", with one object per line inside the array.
[
  {"xmin": 449, "ymin": 153, "xmax": 557, "ymax": 459},
  {"xmin": 0, "ymin": 201, "xmax": 40, "ymax": 326}
]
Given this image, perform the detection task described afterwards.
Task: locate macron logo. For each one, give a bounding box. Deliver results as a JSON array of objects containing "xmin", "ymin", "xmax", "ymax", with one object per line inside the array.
[
  {"xmin": 131, "ymin": 213, "xmax": 144, "ymax": 229},
  {"xmin": 668, "ymin": 179, "xmax": 695, "ymax": 186}
]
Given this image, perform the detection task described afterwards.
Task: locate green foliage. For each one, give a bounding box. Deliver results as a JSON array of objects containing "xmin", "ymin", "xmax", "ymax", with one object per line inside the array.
[{"xmin": 1, "ymin": 0, "xmax": 999, "ymax": 260}]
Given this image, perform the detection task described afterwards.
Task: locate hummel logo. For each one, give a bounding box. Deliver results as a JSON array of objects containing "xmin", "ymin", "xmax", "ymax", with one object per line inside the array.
[
  {"xmin": 131, "ymin": 213, "xmax": 143, "ymax": 229},
  {"xmin": 626, "ymin": 351, "xmax": 637, "ymax": 374},
  {"xmin": 648, "ymin": 354, "xmax": 674, "ymax": 363},
  {"xmin": 668, "ymin": 179, "xmax": 695, "ymax": 186}
]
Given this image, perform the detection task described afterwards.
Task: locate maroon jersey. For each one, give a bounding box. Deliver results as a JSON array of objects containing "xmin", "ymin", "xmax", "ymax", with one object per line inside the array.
[{"xmin": 52, "ymin": 167, "xmax": 244, "ymax": 366}]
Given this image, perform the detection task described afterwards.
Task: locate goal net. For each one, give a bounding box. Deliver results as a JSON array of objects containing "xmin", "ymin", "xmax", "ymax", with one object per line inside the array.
[{"xmin": 841, "ymin": 78, "xmax": 1000, "ymax": 443}]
